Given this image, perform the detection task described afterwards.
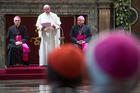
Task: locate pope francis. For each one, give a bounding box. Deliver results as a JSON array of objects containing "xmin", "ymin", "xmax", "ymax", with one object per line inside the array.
[{"xmin": 36, "ymin": 4, "xmax": 61, "ymax": 66}]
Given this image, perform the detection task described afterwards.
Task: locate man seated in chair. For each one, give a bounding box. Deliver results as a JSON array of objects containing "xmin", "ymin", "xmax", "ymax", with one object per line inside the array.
[
  {"xmin": 70, "ymin": 16, "xmax": 92, "ymax": 52},
  {"xmin": 6, "ymin": 16, "xmax": 30, "ymax": 67}
]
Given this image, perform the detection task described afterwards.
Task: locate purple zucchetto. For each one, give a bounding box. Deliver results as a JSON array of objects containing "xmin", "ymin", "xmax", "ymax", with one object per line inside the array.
[
  {"xmin": 14, "ymin": 16, "xmax": 21, "ymax": 21},
  {"xmin": 77, "ymin": 16, "xmax": 85, "ymax": 20},
  {"xmin": 86, "ymin": 31, "xmax": 140, "ymax": 93},
  {"xmin": 94, "ymin": 32, "xmax": 140, "ymax": 78}
]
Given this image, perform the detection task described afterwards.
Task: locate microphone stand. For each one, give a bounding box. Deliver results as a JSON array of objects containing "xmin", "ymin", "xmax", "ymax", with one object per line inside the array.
[{"xmin": 59, "ymin": 27, "xmax": 65, "ymax": 45}]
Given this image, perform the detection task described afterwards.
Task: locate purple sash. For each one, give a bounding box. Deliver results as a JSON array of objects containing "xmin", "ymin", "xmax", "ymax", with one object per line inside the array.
[
  {"xmin": 76, "ymin": 34, "xmax": 85, "ymax": 40},
  {"xmin": 15, "ymin": 35, "xmax": 22, "ymax": 41},
  {"xmin": 82, "ymin": 43, "xmax": 88, "ymax": 52},
  {"xmin": 22, "ymin": 43, "xmax": 29, "ymax": 61},
  {"xmin": 76, "ymin": 34, "xmax": 88, "ymax": 52},
  {"xmin": 15, "ymin": 35, "xmax": 29, "ymax": 61}
]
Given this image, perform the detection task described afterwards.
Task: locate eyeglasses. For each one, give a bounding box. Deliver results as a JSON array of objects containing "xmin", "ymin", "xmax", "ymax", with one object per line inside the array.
[{"xmin": 15, "ymin": 20, "xmax": 20, "ymax": 21}]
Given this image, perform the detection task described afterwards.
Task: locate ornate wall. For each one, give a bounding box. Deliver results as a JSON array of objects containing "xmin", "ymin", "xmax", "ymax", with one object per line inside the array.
[
  {"xmin": 0, "ymin": 0, "xmax": 113, "ymax": 69},
  {"xmin": 131, "ymin": 0, "xmax": 140, "ymax": 38}
]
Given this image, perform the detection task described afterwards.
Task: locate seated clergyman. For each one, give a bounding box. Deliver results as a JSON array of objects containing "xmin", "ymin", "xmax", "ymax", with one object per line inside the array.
[{"xmin": 6, "ymin": 16, "xmax": 30, "ymax": 67}]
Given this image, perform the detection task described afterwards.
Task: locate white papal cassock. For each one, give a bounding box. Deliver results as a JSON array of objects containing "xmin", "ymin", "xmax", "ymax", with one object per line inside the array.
[{"xmin": 36, "ymin": 12, "xmax": 61, "ymax": 66}]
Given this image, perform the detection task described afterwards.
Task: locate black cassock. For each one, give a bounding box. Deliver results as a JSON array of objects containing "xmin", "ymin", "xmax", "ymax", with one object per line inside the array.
[
  {"xmin": 70, "ymin": 24, "xmax": 92, "ymax": 48},
  {"xmin": 6, "ymin": 25, "xmax": 30, "ymax": 67}
]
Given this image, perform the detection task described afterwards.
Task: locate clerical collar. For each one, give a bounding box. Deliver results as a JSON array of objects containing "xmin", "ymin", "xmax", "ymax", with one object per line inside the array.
[
  {"xmin": 46, "ymin": 12, "xmax": 50, "ymax": 15},
  {"xmin": 15, "ymin": 25, "xmax": 20, "ymax": 28},
  {"xmin": 79, "ymin": 24, "xmax": 84, "ymax": 28}
]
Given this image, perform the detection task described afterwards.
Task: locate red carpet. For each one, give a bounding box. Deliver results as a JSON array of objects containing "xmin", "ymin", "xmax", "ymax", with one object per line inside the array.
[{"xmin": 0, "ymin": 64, "xmax": 47, "ymax": 80}]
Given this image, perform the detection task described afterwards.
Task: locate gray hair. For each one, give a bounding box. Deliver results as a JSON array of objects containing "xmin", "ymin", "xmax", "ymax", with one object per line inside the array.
[
  {"xmin": 43, "ymin": 4, "xmax": 50, "ymax": 9},
  {"xmin": 77, "ymin": 16, "xmax": 85, "ymax": 20},
  {"xmin": 13, "ymin": 16, "xmax": 21, "ymax": 21}
]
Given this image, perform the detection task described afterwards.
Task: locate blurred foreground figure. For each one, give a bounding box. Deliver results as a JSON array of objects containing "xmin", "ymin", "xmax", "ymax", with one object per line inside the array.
[
  {"xmin": 86, "ymin": 31, "xmax": 140, "ymax": 93},
  {"xmin": 48, "ymin": 44, "xmax": 85, "ymax": 93}
]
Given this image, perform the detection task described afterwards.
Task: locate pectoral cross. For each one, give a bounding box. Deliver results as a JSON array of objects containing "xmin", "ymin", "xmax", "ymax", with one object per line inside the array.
[{"xmin": 16, "ymin": 35, "xmax": 19, "ymax": 40}]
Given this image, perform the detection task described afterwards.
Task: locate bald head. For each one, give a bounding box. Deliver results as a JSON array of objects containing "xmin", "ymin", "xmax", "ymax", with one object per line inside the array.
[{"xmin": 43, "ymin": 4, "xmax": 50, "ymax": 14}]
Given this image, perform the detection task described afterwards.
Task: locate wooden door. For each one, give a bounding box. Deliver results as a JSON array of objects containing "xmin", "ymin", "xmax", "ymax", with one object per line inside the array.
[{"xmin": 99, "ymin": 9, "xmax": 111, "ymax": 32}]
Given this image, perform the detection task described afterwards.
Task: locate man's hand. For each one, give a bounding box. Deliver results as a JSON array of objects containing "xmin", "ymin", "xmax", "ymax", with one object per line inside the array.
[
  {"xmin": 52, "ymin": 25, "xmax": 56, "ymax": 29},
  {"xmin": 77, "ymin": 41, "xmax": 82, "ymax": 45},
  {"xmin": 77, "ymin": 40, "xmax": 85, "ymax": 45},
  {"xmin": 81, "ymin": 40, "xmax": 85, "ymax": 44},
  {"xmin": 41, "ymin": 26, "xmax": 46, "ymax": 31},
  {"xmin": 15, "ymin": 41, "xmax": 22, "ymax": 45}
]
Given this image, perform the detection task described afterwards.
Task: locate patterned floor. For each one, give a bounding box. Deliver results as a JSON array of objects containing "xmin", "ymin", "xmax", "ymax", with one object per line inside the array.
[{"xmin": 0, "ymin": 79, "xmax": 140, "ymax": 93}]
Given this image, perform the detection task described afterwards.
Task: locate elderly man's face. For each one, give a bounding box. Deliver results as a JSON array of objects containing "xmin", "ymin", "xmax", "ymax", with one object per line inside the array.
[
  {"xmin": 44, "ymin": 6, "xmax": 50, "ymax": 14},
  {"xmin": 14, "ymin": 18, "xmax": 21, "ymax": 27},
  {"xmin": 77, "ymin": 19, "xmax": 85, "ymax": 26}
]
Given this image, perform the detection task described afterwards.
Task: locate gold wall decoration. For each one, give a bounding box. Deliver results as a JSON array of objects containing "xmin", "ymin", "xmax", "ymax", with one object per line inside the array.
[
  {"xmin": 30, "ymin": 37, "xmax": 40, "ymax": 46},
  {"xmin": 30, "ymin": 26, "xmax": 40, "ymax": 46}
]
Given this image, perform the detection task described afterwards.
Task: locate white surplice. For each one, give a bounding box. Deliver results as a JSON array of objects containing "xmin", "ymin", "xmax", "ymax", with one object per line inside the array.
[{"xmin": 36, "ymin": 12, "xmax": 61, "ymax": 66}]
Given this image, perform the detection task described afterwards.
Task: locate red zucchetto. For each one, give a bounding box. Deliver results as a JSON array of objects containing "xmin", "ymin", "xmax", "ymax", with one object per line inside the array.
[{"xmin": 48, "ymin": 44, "xmax": 85, "ymax": 79}]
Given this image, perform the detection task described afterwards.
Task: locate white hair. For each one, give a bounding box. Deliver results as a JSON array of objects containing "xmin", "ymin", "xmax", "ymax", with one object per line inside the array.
[
  {"xmin": 13, "ymin": 16, "xmax": 21, "ymax": 21},
  {"xmin": 43, "ymin": 4, "xmax": 50, "ymax": 9},
  {"xmin": 77, "ymin": 16, "xmax": 85, "ymax": 21}
]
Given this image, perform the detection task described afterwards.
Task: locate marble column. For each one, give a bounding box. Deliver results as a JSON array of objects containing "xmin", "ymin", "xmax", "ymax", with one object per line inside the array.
[{"xmin": 0, "ymin": 14, "xmax": 6, "ymax": 69}]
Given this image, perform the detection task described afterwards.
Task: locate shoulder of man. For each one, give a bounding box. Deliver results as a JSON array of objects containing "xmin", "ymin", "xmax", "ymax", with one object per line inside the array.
[
  {"xmin": 39, "ymin": 12, "xmax": 45, "ymax": 16},
  {"xmin": 20, "ymin": 24, "xmax": 26, "ymax": 28},
  {"xmin": 83, "ymin": 24, "xmax": 90, "ymax": 28},
  {"xmin": 71, "ymin": 25, "xmax": 79, "ymax": 30},
  {"xmin": 7, "ymin": 25, "xmax": 16, "ymax": 33},
  {"xmin": 8, "ymin": 25, "xmax": 15, "ymax": 29},
  {"xmin": 50, "ymin": 12, "xmax": 58, "ymax": 16},
  {"xmin": 73, "ymin": 25, "xmax": 78, "ymax": 27}
]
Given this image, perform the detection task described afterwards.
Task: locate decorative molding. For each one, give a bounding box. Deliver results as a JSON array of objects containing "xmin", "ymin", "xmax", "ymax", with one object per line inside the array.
[{"xmin": 129, "ymin": 7, "xmax": 139, "ymax": 25}]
